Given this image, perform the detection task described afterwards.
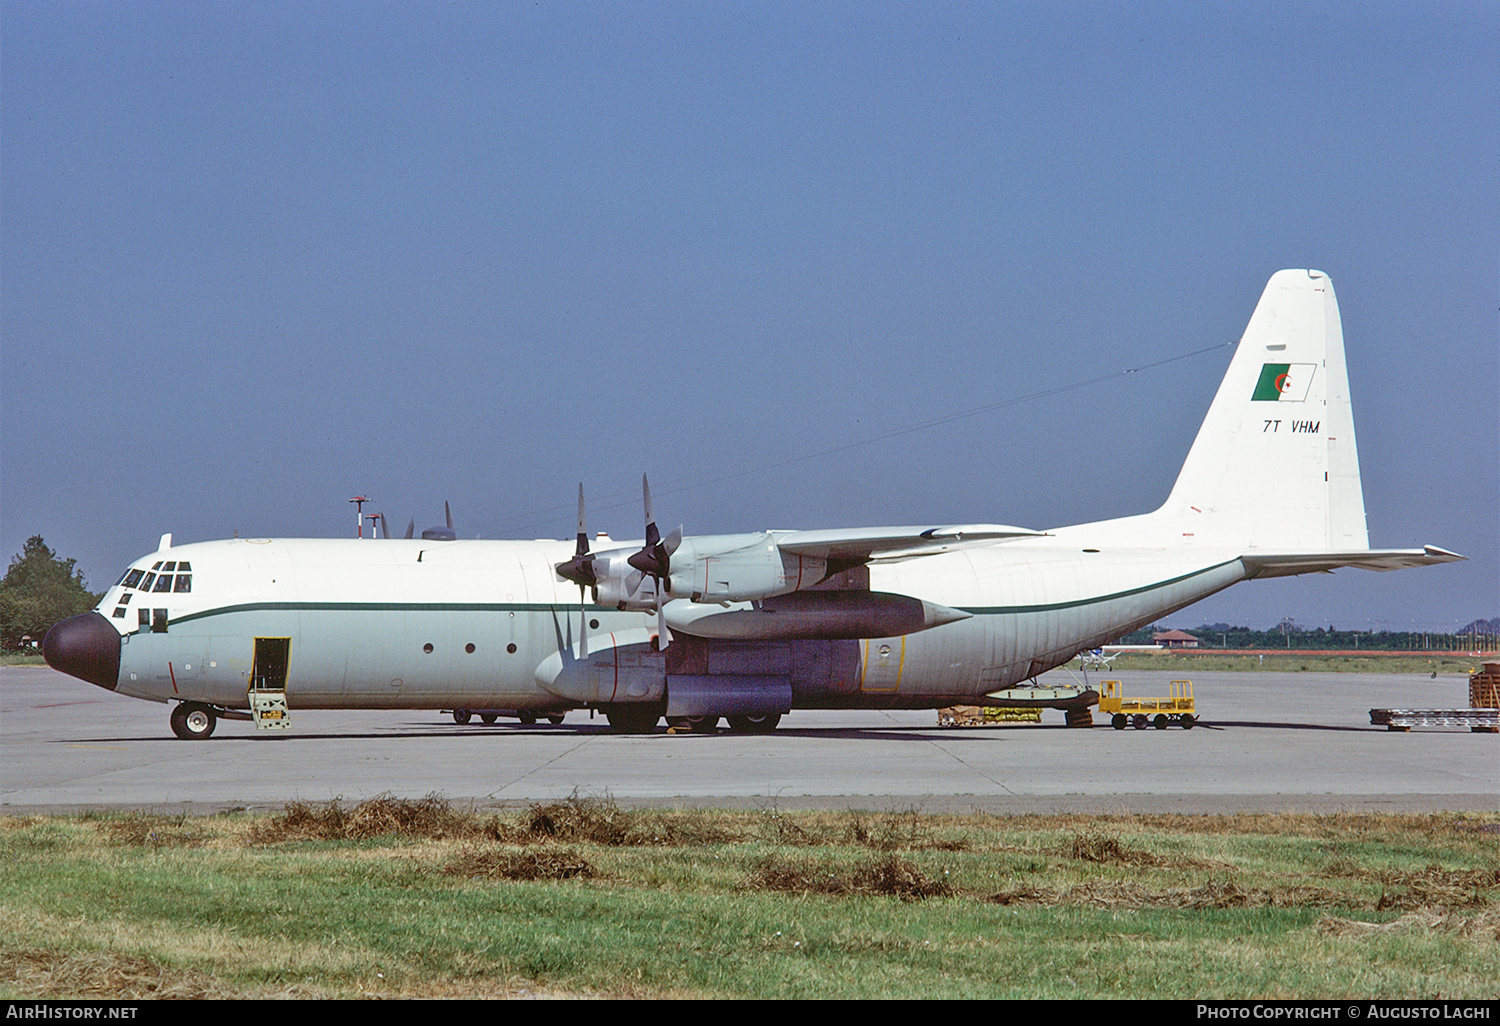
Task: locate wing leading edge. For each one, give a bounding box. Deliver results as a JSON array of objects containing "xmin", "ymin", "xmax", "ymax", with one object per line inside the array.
[{"xmin": 776, "ymin": 524, "xmax": 1046, "ymax": 564}]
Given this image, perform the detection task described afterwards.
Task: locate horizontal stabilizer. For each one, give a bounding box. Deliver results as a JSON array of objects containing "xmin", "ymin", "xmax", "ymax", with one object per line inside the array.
[{"xmin": 1241, "ymin": 546, "xmax": 1465, "ymax": 579}]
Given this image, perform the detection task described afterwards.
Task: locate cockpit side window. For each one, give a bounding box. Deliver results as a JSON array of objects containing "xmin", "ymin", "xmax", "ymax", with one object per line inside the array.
[
  {"xmin": 153, "ymin": 574, "xmax": 174, "ymax": 593},
  {"xmin": 122, "ymin": 569, "xmax": 145, "ymax": 589},
  {"xmin": 139, "ymin": 573, "xmax": 156, "ymax": 592},
  {"xmin": 173, "ymin": 574, "xmax": 192, "ymax": 593}
]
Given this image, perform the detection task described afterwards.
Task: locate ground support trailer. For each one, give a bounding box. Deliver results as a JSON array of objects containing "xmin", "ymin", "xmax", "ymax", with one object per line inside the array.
[
  {"xmin": 1098, "ymin": 679, "xmax": 1196, "ymax": 730},
  {"xmin": 1369, "ymin": 709, "xmax": 1499, "ymax": 733},
  {"xmin": 1369, "ymin": 662, "xmax": 1500, "ymax": 733}
]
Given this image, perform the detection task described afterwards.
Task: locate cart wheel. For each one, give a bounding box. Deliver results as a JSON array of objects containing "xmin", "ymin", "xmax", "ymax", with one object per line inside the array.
[
  {"xmin": 1112, "ymin": 714, "xmax": 1127, "ymax": 730},
  {"xmin": 1180, "ymin": 714, "xmax": 1195, "ymax": 729},
  {"xmin": 452, "ymin": 709, "xmax": 471, "ymax": 725},
  {"xmin": 481, "ymin": 713, "xmax": 497, "ymax": 724},
  {"xmin": 1133, "ymin": 714, "xmax": 1148, "ymax": 730},
  {"xmin": 1153, "ymin": 714, "xmax": 1168, "ymax": 730}
]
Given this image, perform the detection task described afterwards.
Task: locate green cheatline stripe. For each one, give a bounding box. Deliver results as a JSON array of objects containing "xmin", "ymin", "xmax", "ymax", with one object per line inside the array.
[
  {"xmin": 1252, "ymin": 363, "xmax": 1291, "ymax": 401},
  {"xmin": 158, "ymin": 560, "xmax": 1241, "ymax": 627}
]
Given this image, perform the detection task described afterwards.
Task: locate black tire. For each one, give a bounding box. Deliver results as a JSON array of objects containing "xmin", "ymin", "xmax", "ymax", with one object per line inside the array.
[
  {"xmin": 452, "ymin": 709, "xmax": 472, "ymax": 724},
  {"xmin": 546, "ymin": 714, "xmax": 566, "ymax": 725},
  {"xmin": 726, "ymin": 713, "xmax": 781, "ymax": 734},
  {"xmin": 480, "ymin": 713, "xmax": 498, "ymax": 724},
  {"xmin": 1133, "ymin": 714, "xmax": 1148, "ymax": 730},
  {"xmin": 518, "ymin": 710, "xmax": 537, "ymax": 725},
  {"xmin": 1180, "ymin": 714, "xmax": 1195, "ymax": 729},
  {"xmin": 606, "ymin": 706, "xmax": 660, "ymax": 734},
  {"xmin": 1153, "ymin": 714, "xmax": 1168, "ymax": 730},
  {"xmin": 1112, "ymin": 713, "xmax": 1127, "ymax": 730},
  {"xmin": 170, "ymin": 702, "xmax": 216, "ymax": 740}
]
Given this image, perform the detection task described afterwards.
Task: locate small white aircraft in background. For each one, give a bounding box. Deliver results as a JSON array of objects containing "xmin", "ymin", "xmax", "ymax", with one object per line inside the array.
[{"xmin": 45, "ymin": 270, "xmax": 1462, "ymax": 738}]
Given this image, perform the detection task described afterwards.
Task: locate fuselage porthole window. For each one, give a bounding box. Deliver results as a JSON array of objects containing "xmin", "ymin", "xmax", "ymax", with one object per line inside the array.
[{"xmin": 119, "ymin": 592, "xmax": 131, "ymax": 604}]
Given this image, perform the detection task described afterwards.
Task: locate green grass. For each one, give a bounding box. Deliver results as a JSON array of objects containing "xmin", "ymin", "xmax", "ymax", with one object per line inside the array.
[{"xmin": 1, "ymin": 798, "xmax": 1495, "ymax": 999}]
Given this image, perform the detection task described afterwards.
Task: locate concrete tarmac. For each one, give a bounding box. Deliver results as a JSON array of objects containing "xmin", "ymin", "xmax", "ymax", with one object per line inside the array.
[{"xmin": 2, "ymin": 664, "xmax": 1495, "ymax": 815}]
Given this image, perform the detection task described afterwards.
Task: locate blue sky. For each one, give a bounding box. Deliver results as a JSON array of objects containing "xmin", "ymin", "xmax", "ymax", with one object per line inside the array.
[{"xmin": 3, "ymin": 2, "xmax": 1495, "ymax": 632}]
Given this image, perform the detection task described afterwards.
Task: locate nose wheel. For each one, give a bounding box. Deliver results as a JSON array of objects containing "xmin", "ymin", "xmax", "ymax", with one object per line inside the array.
[{"xmin": 170, "ymin": 702, "xmax": 217, "ymax": 740}]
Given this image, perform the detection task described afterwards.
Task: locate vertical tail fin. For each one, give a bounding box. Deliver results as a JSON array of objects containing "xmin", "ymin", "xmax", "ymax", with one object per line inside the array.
[{"xmin": 1159, "ymin": 269, "xmax": 1368, "ymax": 550}]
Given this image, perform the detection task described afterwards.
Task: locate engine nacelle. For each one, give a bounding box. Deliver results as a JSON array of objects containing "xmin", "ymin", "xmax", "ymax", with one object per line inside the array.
[
  {"xmin": 586, "ymin": 532, "xmax": 829, "ymax": 609},
  {"xmin": 590, "ymin": 552, "xmax": 664, "ymax": 611},
  {"xmin": 665, "ymin": 533, "xmax": 827, "ymax": 603}
]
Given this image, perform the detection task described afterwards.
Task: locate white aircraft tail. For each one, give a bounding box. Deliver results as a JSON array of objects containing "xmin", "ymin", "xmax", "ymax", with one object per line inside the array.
[{"xmin": 1154, "ymin": 269, "xmax": 1368, "ymax": 551}]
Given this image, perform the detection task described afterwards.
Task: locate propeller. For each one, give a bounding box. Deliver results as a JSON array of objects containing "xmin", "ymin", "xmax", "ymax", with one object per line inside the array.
[
  {"xmin": 626, "ymin": 474, "xmax": 681, "ymax": 650},
  {"xmin": 554, "ymin": 484, "xmax": 598, "ymax": 656},
  {"xmin": 387, "ymin": 503, "xmax": 454, "ymax": 541},
  {"xmin": 422, "ymin": 501, "xmax": 456, "ymax": 541}
]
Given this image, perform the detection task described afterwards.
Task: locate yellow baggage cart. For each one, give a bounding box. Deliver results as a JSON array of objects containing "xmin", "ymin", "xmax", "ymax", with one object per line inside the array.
[{"xmin": 1097, "ymin": 679, "xmax": 1196, "ymax": 730}]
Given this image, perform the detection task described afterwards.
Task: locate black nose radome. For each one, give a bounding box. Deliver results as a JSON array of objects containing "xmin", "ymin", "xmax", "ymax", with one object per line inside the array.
[{"xmin": 43, "ymin": 611, "xmax": 122, "ymax": 691}]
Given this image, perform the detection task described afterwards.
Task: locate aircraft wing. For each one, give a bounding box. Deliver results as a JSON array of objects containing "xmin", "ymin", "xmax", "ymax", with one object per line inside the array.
[
  {"xmin": 776, "ymin": 524, "xmax": 1046, "ymax": 564},
  {"xmin": 1241, "ymin": 546, "xmax": 1465, "ymax": 579}
]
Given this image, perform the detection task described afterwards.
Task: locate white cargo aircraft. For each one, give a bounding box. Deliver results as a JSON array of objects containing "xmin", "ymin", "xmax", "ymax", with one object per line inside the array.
[{"xmin": 44, "ymin": 270, "xmax": 1462, "ymax": 738}]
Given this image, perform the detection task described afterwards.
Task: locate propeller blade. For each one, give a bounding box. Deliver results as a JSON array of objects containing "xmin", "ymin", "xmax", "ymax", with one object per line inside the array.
[
  {"xmin": 555, "ymin": 483, "xmax": 599, "ymax": 587},
  {"xmin": 656, "ymin": 600, "xmax": 671, "ymax": 652},
  {"xmin": 578, "ymin": 584, "xmax": 589, "ymax": 658},
  {"xmin": 445, "ymin": 501, "xmax": 453, "ymax": 531},
  {"xmin": 404, "ymin": 517, "xmax": 415, "ymax": 540},
  {"xmin": 379, "ymin": 513, "xmax": 390, "ymax": 540},
  {"xmin": 627, "ymin": 474, "xmax": 671, "ymax": 577}
]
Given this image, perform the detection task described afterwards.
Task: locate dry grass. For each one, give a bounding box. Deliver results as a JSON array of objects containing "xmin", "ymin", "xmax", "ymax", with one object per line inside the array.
[
  {"xmin": 100, "ymin": 814, "xmax": 210, "ymax": 849},
  {"xmin": 752, "ymin": 852, "xmax": 955, "ymax": 900},
  {"xmin": 986, "ymin": 878, "xmax": 1352, "ymax": 909},
  {"xmin": 246, "ymin": 792, "xmax": 491, "ymax": 844},
  {"xmin": 444, "ymin": 844, "xmax": 597, "ymax": 881},
  {"xmin": 1317, "ymin": 908, "xmax": 1500, "ymax": 940},
  {"xmin": 0, "ymin": 948, "xmax": 225, "ymax": 1000}
]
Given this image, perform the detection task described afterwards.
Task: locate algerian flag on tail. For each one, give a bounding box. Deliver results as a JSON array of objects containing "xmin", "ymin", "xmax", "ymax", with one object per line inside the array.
[{"xmin": 1251, "ymin": 363, "xmax": 1316, "ymax": 402}]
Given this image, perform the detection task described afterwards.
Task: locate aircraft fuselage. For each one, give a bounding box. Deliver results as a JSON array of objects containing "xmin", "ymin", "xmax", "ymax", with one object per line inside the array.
[{"xmin": 88, "ymin": 534, "xmax": 1246, "ymax": 713}]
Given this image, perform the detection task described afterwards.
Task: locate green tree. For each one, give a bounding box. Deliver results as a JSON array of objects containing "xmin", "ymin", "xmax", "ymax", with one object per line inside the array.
[{"xmin": 0, "ymin": 536, "xmax": 103, "ymax": 650}]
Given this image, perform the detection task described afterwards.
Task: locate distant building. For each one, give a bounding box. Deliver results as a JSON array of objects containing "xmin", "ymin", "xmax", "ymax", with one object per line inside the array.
[{"xmin": 1152, "ymin": 630, "xmax": 1200, "ymax": 649}]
